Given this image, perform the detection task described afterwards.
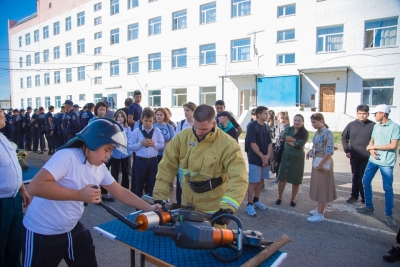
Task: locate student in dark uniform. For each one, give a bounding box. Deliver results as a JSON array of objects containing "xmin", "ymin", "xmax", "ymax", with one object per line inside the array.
[
  {"xmin": 64, "ymin": 100, "xmax": 81, "ymax": 141},
  {"xmin": 45, "ymin": 106, "xmax": 55, "ymax": 155},
  {"xmin": 37, "ymin": 107, "xmax": 46, "ymax": 154},
  {"xmin": 18, "ymin": 109, "xmax": 26, "ymax": 150},
  {"xmin": 0, "ymin": 108, "xmax": 13, "ymax": 140},
  {"xmin": 31, "ymin": 108, "xmax": 39, "ymax": 153},
  {"xmin": 24, "ymin": 107, "xmax": 33, "ymax": 151},
  {"xmin": 127, "ymin": 90, "xmax": 143, "ymax": 128},
  {"xmin": 56, "ymin": 106, "xmax": 66, "ymax": 149},
  {"xmin": 12, "ymin": 109, "xmax": 19, "ymax": 145},
  {"xmin": 61, "ymin": 107, "xmax": 68, "ymax": 145},
  {"xmin": 81, "ymin": 103, "xmax": 94, "ymax": 129}
]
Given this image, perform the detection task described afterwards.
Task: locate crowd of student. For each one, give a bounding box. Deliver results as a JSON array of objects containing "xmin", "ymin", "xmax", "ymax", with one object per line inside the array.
[{"xmin": 1, "ymin": 91, "xmax": 400, "ymax": 265}]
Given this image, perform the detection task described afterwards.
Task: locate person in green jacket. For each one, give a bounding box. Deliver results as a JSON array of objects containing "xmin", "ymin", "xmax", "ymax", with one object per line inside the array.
[{"xmin": 276, "ymin": 114, "xmax": 309, "ymax": 207}]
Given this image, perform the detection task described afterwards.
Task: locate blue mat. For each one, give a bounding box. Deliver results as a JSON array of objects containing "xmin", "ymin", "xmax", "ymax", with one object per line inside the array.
[
  {"xmin": 22, "ymin": 166, "xmax": 40, "ymax": 184},
  {"xmin": 95, "ymin": 212, "xmax": 287, "ymax": 267}
]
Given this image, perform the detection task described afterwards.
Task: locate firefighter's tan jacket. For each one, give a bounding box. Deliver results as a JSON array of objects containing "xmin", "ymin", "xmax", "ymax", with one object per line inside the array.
[{"xmin": 153, "ymin": 127, "xmax": 248, "ymax": 213}]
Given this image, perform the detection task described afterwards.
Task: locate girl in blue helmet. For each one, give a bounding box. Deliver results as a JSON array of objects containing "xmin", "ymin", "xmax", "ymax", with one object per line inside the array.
[{"xmin": 22, "ymin": 118, "xmax": 162, "ymax": 267}]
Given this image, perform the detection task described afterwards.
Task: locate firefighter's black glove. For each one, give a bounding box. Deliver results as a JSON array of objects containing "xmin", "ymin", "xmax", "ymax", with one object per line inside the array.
[{"xmin": 211, "ymin": 208, "xmax": 233, "ymax": 225}]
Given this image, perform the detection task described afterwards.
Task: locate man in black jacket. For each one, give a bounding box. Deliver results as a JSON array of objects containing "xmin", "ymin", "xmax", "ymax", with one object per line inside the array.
[{"xmin": 341, "ymin": 104, "xmax": 375, "ymax": 204}]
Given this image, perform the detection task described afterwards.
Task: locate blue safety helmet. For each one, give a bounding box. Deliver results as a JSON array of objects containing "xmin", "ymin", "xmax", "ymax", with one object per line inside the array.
[{"xmin": 58, "ymin": 117, "xmax": 128, "ymax": 155}]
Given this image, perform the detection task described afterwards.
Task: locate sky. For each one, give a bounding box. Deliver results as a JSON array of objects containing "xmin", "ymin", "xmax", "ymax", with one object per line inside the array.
[{"xmin": 0, "ymin": 0, "xmax": 37, "ymax": 101}]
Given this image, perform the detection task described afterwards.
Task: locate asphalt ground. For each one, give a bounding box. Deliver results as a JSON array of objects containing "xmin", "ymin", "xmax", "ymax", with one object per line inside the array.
[{"xmin": 22, "ymin": 142, "xmax": 400, "ymax": 267}]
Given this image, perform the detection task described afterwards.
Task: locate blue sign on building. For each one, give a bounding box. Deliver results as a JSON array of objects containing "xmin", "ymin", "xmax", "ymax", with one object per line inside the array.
[{"xmin": 257, "ymin": 75, "xmax": 299, "ymax": 107}]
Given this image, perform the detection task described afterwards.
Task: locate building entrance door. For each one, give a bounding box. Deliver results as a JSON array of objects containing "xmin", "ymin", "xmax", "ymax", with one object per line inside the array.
[
  {"xmin": 320, "ymin": 85, "xmax": 335, "ymax": 112},
  {"xmin": 239, "ymin": 88, "xmax": 256, "ymax": 116}
]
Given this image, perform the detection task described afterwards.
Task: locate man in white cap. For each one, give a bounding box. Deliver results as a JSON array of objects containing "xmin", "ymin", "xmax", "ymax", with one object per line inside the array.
[{"xmin": 356, "ymin": 104, "xmax": 400, "ymax": 227}]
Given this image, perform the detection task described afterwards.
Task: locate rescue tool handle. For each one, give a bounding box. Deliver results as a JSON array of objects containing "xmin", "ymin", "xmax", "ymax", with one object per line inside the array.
[
  {"xmin": 92, "ymin": 186, "xmax": 139, "ymax": 230},
  {"xmin": 210, "ymin": 214, "xmax": 243, "ymax": 263}
]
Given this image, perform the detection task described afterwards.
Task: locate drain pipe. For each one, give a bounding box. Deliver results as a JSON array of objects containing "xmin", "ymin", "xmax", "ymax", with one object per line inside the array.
[{"xmin": 344, "ymin": 68, "xmax": 349, "ymax": 114}]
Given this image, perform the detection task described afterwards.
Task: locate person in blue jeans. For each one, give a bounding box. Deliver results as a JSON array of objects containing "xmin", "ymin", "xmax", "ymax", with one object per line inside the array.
[{"xmin": 356, "ymin": 104, "xmax": 400, "ymax": 227}]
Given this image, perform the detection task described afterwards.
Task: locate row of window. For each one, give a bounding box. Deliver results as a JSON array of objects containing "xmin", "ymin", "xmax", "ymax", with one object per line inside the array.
[
  {"xmin": 19, "ymin": 87, "xmax": 217, "ymax": 109},
  {"xmin": 18, "ymin": 78, "xmax": 394, "ymax": 110},
  {"xmin": 19, "ymin": 0, "xmax": 299, "ymax": 47}
]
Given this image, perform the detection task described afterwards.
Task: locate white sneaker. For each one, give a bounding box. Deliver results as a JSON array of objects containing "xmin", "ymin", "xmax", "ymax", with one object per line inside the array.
[
  {"xmin": 246, "ymin": 204, "xmax": 257, "ymax": 217},
  {"xmin": 307, "ymin": 213, "xmax": 325, "ymax": 222},
  {"xmin": 254, "ymin": 201, "xmax": 268, "ymax": 210},
  {"xmin": 309, "ymin": 208, "xmax": 325, "ymax": 215},
  {"xmin": 269, "ymin": 172, "xmax": 274, "ymax": 178}
]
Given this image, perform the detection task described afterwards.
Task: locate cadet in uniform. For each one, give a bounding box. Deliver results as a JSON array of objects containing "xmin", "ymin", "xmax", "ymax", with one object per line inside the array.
[
  {"xmin": 12, "ymin": 109, "xmax": 19, "ymax": 145},
  {"xmin": 56, "ymin": 106, "xmax": 66, "ymax": 148},
  {"xmin": 24, "ymin": 107, "xmax": 33, "ymax": 151},
  {"xmin": 64, "ymin": 100, "xmax": 81, "ymax": 141},
  {"xmin": 153, "ymin": 104, "xmax": 248, "ymax": 225},
  {"xmin": 81, "ymin": 103, "xmax": 94, "ymax": 129},
  {"xmin": 31, "ymin": 108, "xmax": 39, "ymax": 153},
  {"xmin": 37, "ymin": 107, "xmax": 46, "ymax": 154},
  {"xmin": 0, "ymin": 108, "xmax": 14, "ymax": 140},
  {"xmin": 45, "ymin": 106, "xmax": 55, "ymax": 155},
  {"xmin": 18, "ymin": 109, "xmax": 26, "ymax": 150}
]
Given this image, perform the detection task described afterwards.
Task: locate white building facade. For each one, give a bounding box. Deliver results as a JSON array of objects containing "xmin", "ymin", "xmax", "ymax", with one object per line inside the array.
[{"xmin": 8, "ymin": 0, "xmax": 400, "ymax": 123}]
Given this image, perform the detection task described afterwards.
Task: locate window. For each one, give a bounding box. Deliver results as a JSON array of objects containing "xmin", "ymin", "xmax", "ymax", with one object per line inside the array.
[
  {"xmin": 77, "ymin": 11, "xmax": 85, "ymax": 26},
  {"xmin": 66, "ymin": 42, "xmax": 72, "ymax": 56},
  {"xmin": 128, "ymin": 23, "xmax": 139, "ymax": 40},
  {"xmin": 94, "ymin": 32, "xmax": 102, "ymax": 40},
  {"xmin": 111, "ymin": 0, "xmax": 119, "ymax": 15},
  {"xmin": 149, "ymin": 53, "xmax": 161, "ymax": 71},
  {"xmin": 43, "ymin": 26, "xmax": 49, "ymax": 39},
  {"xmin": 20, "ymin": 78, "xmax": 23, "ymax": 89},
  {"xmin": 36, "ymin": 97, "xmax": 41, "ymax": 108},
  {"xmin": 362, "ymin": 79, "xmax": 394, "ymax": 106},
  {"xmin": 200, "ymin": 2, "xmax": 216, "ymax": 24},
  {"xmin": 94, "ymin": 17, "xmax": 102, "ymax": 25},
  {"xmin": 44, "ymin": 49, "xmax": 49, "ymax": 62},
  {"xmin": 44, "ymin": 73, "xmax": 50, "ymax": 85},
  {"xmin": 19, "ymin": 36, "xmax": 22, "ymax": 47},
  {"xmin": 19, "ymin": 57, "xmax": 22, "ymax": 68},
  {"xmin": 34, "ymin": 52, "xmax": 40, "ymax": 64},
  {"xmin": 94, "ymin": 62, "xmax": 102, "ymax": 70},
  {"xmin": 149, "ymin": 17, "xmax": 161, "ymax": 35},
  {"xmin": 128, "ymin": 0, "xmax": 138, "ymax": 9},
  {"xmin": 365, "ymin": 18, "xmax": 398, "ymax": 48},
  {"xmin": 172, "ymin": 88, "xmax": 187, "ymax": 106},
  {"xmin": 94, "ymin": 47, "xmax": 102, "ymax": 55},
  {"xmin": 278, "ymin": 4, "xmax": 296, "ymax": 17},
  {"xmin": 200, "ymin": 44, "xmax": 216, "ymax": 65},
  {"xmin": 172, "ymin": 48, "xmax": 187, "ymax": 68},
  {"xmin": 94, "ymin": 77, "xmax": 102, "ymax": 84},
  {"xmin": 66, "ymin": 68, "xmax": 72, "ymax": 82},
  {"xmin": 173, "ymin": 10, "xmax": 187, "ymax": 30},
  {"xmin": 277, "ymin": 53, "xmax": 295, "ymax": 65},
  {"xmin": 232, "ymin": 0, "xmax": 251, "ymax": 18},
  {"xmin": 110, "ymin": 60, "xmax": 119, "ymax": 76},
  {"xmin": 45, "ymin": 97, "xmax": 50, "ymax": 108},
  {"xmin": 317, "ymin": 26, "xmax": 343, "ymax": 52},
  {"xmin": 77, "ymin": 39, "xmax": 85, "ymax": 54},
  {"xmin": 27, "ymin": 98, "xmax": 32, "ymax": 108},
  {"xmin": 128, "ymin": 57, "xmax": 139, "ymax": 73},
  {"xmin": 21, "ymin": 99, "xmax": 24, "ymax": 108},
  {"xmin": 94, "ymin": 94, "xmax": 103, "ymax": 103},
  {"xmin": 54, "ymin": 71, "xmax": 60, "ymax": 84},
  {"xmin": 79, "ymin": 94, "xmax": 86, "ymax": 101},
  {"xmin": 27, "ymin": 76, "xmax": 32, "ymax": 88},
  {"xmin": 55, "ymin": 96, "xmax": 61, "ymax": 108},
  {"xmin": 111, "ymin": 29, "xmax": 120, "ymax": 44},
  {"xmin": 25, "ymin": 33, "xmax": 31, "ymax": 45},
  {"xmin": 34, "ymin": 30, "xmax": 39, "ymax": 42},
  {"xmin": 54, "ymin": 21, "xmax": 60, "ymax": 35},
  {"xmin": 94, "ymin": 2, "xmax": 102, "ymax": 11},
  {"xmin": 231, "ymin": 38, "xmax": 250, "ymax": 61},
  {"xmin": 35, "ymin": 75, "xmax": 40, "ymax": 87},
  {"xmin": 54, "ymin": 46, "xmax": 60, "ymax": 59},
  {"xmin": 200, "ymin": 87, "xmax": 216, "ymax": 105},
  {"xmin": 26, "ymin": 55, "xmax": 31, "ymax": 66},
  {"xmin": 148, "ymin": 90, "xmax": 161, "ymax": 107},
  {"xmin": 78, "ymin": 67, "xmax": 85, "ymax": 81},
  {"xmin": 277, "ymin": 29, "xmax": 295, "ymax": 42},
  {"xmin": 66, "ymin": 17, "xmax": 71, "ymax": 31}
]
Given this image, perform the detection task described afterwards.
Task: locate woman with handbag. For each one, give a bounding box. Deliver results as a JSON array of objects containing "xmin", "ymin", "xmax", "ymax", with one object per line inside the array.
[
  {"xmin": 306, "ymin": 113, "xmax": 337, "ymax": 222},
  {"xmin": 276, "ymin": 114, "xmax": 309, "ymax": 206}
]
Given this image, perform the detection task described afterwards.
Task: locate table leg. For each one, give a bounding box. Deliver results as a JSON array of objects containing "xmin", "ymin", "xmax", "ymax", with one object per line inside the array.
[
  {"xmin": 140, "ymin": 253, "xmax": 145, "ymax": 267},
  {"xmin": 130, "ymin": 249, "xmax": 135, "ymax": 267}
]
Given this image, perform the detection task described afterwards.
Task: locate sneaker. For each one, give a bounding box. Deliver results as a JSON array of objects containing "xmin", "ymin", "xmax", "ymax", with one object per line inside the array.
[
  {"xmin": 246, "ymin": 204, "xmax": 257, "ymax": 217},
  {"xmin": 356, "ymin": 206, "xmax": 374, "ymax": 213},
  {"xmin": 254, "ymin": 201, "xmax": 267, "ymax": 210},
  {"xmin": 273, "ymin": 179, "xmax": 278, "ymax": 183},
  {"xmin": 38, "ymin": 151, "xmax": 43, "ymax": 154},
  {"xmin": 346, "ymin": 197, "xmax": 358, "ymax": 203},
  {"xmin": 269, "ymin": 172, "xmax": 274, "ymax": 178},
  {"xmin": 386, "ymin": 215, "xmax": 397, "ymax": 227},
  {"xmin": 309, "ymin": 208, "xmax": 325, "ymax": 215},
  {"xmin": 383, "ymin": 246, "xmax": 400, "ymax": 262},
  {"xmin": 307, "ymin": 213, "xmax": 324, "ymax": 222},
  {"xmin": 32, "ymin": 150, "xmax": 38, "ymax": 153}
]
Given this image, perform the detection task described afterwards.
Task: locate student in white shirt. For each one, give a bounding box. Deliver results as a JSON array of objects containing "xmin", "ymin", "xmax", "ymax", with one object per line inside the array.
[
  {"xmin": 22, "ymin": 118, "xmax": 162, "ymax": 267},
  {"xmin": 129, "ymin": 109, "xmax": 164, "ymax": 198}
]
